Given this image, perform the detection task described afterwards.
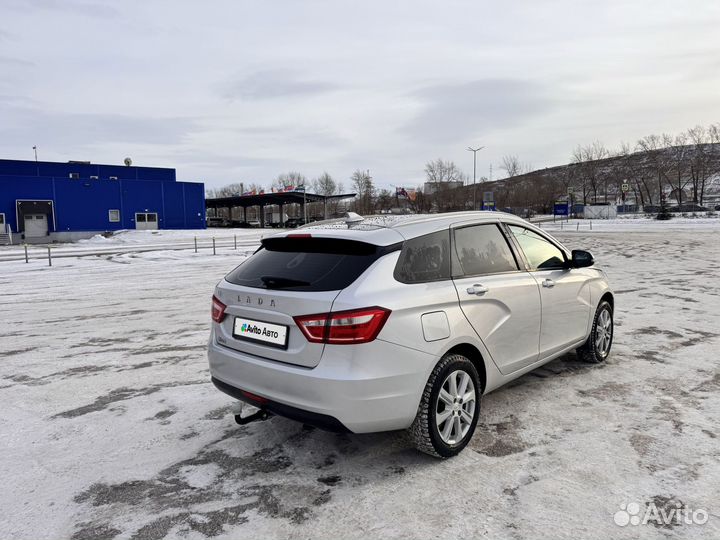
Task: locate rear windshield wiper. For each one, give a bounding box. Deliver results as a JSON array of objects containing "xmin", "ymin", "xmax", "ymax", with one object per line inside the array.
[{"xmin": 260, "ymin": 275, "xmax": 311, "ymax": 288}]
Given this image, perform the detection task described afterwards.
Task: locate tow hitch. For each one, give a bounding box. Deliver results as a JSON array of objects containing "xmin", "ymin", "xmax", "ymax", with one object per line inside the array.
[{"xmin": 233, "ymin": 403, "xmax": 273, "ymax": 425}]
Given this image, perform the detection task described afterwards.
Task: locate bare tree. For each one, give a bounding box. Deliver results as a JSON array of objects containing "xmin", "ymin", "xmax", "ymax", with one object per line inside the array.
[
  {"xmin": 311, "ymin": 172, "xmax": 344, "ymax": 217},
  {"xmin": 687, "ymin": 125, "xmax": 709, "ymax": 205},
  {"xmin": 350, "ymin": 169, "xmax": 375, "ymax": 215},
  {"xmin": 424, "ymin": 159, "xmax": 466, "ymax": 183},
  {"xmin": 571, "ymin": 146, "xmax": 590, "ymax": 204},
  {"xmin": 636, "ymin": 134, "xmax": 674, "ymax": 215},
  {"xmin": 616, "ymin": 141, "xmax": 653, "ymax": 207},
  {"xmin": 375, "ymin": 189, "xmax": 394, "ymax": 212},
  {"xmin": 205, "ymin": 182, "xmax": 245, "ymax": 198},
  {"xmin": 312, "ymin": 172, "xmax": 336, "ymax": 196},
  {"xmin": 668, "ymin": 132, "xmax": 692, "ymax": 210},
  {"xmin": 500, "ymin": 155, "xmax": 531, "ymax": 177},
  {"xmin": 571, "ymin": 141, "xmax": 609, "ymax": 203},
  {"xmin": 273, "ymin": 171, "xmax": 307, "ymax": 190},
  {"xmin": 500, "ymin": 155, "xmax": 521, "ymax": 177}
]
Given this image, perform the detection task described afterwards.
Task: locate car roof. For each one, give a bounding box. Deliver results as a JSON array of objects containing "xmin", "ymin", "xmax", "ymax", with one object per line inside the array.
[{"xmin": 267, "ymin": 211, "xmax": 537, "ymax": 246}]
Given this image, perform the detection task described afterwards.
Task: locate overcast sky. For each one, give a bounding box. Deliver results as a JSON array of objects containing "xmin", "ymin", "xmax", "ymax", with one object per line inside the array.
[{"xmin": 1, "ymin": 0, "xmax": 719, "ymax": 191}]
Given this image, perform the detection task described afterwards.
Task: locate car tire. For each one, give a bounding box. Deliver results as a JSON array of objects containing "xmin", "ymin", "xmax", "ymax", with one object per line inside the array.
[
  {"xmin": 577, "ymin": 300, "xmax": 613, "ymax": 363},
  {"xmin": 408, "ymin": 353, "xmax": 481, "ymax": 458}
]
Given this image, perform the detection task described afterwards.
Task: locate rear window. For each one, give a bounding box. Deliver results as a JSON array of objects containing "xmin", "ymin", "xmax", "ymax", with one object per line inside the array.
[
  {"xmin": 394, "ymin": 230, "xmax": 451, "ymax": 283},
  {"xmin": 225, "ymin": 237, "xmax": 396, "ymax": 291}
]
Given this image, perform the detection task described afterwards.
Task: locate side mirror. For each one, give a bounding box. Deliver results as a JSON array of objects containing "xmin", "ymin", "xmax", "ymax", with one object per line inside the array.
[{"xmin": 571, "ymin": 249, "xmax": 594, "ymax": 268}]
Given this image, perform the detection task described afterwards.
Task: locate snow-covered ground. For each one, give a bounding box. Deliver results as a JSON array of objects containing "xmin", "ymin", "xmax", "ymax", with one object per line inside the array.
[{"xmin": 1, "ymin": 222, "xmax": 719, "ymax": 539}]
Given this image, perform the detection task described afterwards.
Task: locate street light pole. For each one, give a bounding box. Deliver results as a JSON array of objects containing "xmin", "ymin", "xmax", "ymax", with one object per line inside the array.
[{"xmin": 467, "ymin": 146, "xmax": 484, "ymax": 210}]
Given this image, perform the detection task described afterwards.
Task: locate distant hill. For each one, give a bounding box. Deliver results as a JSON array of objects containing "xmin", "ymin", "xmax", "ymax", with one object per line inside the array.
[{"xmin": 474, "ymin": 143, "xmax": 720, "ymax": 212}]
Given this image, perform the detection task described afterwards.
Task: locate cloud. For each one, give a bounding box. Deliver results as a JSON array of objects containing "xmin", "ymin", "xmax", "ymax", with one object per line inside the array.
[
  {"xmin": 0, "ymin": 104, "xmax": 197, "ymax": 146},
  {"xmin": 0, "ymin": 55, "xmax": 34, "ymax": 67},
  {"xmin": 401, "ymin": 79, "xmax": 554, "ymax": 144},
  {"xmin": 219, "ymin": 69, "xmax": 338, "ymax": 101},
  {"xmin": 5, "ymin": 0, "xmax": 119, "ymax": 18}
]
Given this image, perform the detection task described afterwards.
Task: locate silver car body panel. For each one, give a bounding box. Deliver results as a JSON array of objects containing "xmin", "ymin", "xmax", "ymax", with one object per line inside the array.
[{"xmin": 209, "ymin": 211, "xmax": 613, "ymax": 433}]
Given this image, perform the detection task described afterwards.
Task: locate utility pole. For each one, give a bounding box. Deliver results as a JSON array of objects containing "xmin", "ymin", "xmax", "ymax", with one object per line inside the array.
[{"xmin": 467, "ymin": 146, "xmax": 484, "ymax": 210}]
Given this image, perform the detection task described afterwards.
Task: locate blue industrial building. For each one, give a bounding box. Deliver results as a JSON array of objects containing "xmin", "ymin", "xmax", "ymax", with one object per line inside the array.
[{"xmin": 0, "ymin": 159, "xmax": 205, "ymax": 242}]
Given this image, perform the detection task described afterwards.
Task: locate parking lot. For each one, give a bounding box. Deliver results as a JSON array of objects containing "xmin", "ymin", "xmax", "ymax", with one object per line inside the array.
[{"xmin": 1, "ymin": 221, "xmax": 719, "ymax": 539}]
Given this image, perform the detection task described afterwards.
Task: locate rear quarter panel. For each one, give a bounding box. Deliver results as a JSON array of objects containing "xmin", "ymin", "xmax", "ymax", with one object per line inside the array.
[{"xmin": 331, "ymin": 252, "xmax": 504, "ymax": 392}]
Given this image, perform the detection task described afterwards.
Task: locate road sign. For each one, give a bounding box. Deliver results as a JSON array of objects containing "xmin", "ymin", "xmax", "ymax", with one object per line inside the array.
[
  {"xmin": 554, "ymin": 201, "xmax": 569, "ymax": 216},
  {"xmin": 621, "ymin": 183, "xmax": 630, "ymax": 193},
  {"xmin": 483, "ymin": 191, "xmax": 494, "ymax": 203}
]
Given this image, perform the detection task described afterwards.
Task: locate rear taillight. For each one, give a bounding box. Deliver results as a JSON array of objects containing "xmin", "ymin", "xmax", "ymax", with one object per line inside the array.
[
  {"xmin": 294, "ymin": 307, "xmax": 391, "ymax": 345},
  {"xmin": 211, "ymin": 295, "xmax": 227, "ymax": 323},
  {"xmin": 240, "ymin": 389, "xmax": 268, "ymax": 404}
]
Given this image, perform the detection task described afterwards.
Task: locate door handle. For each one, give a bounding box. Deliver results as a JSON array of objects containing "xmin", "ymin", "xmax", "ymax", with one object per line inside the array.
[
  {"xmin": 542, "ymin": 279, "xmax": 555, "ymax": 288},
  {"xmin": 466, "ymin": 284, "xmax": 489, "ymax": 295}
]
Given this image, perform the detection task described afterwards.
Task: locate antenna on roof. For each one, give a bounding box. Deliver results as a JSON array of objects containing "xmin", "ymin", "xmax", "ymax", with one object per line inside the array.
[{"xmin": 344, "ymin": 212, "xmax": 364, "ymax": 228}]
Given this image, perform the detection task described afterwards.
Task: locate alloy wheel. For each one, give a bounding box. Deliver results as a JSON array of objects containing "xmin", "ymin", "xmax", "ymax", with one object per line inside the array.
[
  {"xmin": 595, "ymin": 308, "xmax": 613, "ymax": 357},
  {"xmin": 435, "ymin": 370, "xmax": 476, "ymax": 445}
]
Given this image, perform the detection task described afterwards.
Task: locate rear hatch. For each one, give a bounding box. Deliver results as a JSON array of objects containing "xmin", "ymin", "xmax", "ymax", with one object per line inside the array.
[{"xmin": 214, "ymin": 235, "xmax": 396, "ymax": 368}]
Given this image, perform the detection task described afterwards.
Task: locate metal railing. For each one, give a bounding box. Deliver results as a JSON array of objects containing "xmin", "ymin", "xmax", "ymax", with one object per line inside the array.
[
  {"xmin": 0, "ymin": 224, "xmax": 13, "ymax": 245},
  {"xmin": 0, "ymin": 234, "xmax": 262, "ymax": 265}
]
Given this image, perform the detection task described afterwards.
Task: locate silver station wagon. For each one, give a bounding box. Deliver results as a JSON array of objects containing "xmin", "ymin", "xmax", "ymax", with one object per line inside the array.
[{"xmin": 208, "ymin": 211, "xmax": 613, "ymax": 457}]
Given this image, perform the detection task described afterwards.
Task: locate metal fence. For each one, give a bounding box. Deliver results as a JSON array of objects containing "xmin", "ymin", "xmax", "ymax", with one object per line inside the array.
[{"xmin": 0, "ymin": 235, "xmax": 262, "ymax": 266}]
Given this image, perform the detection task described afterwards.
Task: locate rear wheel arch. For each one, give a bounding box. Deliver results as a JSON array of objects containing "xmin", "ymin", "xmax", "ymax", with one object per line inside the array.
[
  {"xmin": 442, "ymin": 343, "xmax": 487, "ymax": 394},
  {"xmin": 600, "ymin": 291, "xmax": 614, "ymax": 311}
]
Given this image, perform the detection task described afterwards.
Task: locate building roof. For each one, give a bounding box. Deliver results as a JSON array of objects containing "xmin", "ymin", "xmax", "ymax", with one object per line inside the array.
[{"xmin": 205, "ymin": 191, "xmax": 356, "ymax": 208}]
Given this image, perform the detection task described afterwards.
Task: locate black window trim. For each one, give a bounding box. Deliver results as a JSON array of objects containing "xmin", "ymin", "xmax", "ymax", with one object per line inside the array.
[
  {"xmin": 450, "ymin": 221, "xmax": 524, "ymax": 279},
  {"xmin": 502, "ymin": 222, "xmax": 570, "ymax": 272}
]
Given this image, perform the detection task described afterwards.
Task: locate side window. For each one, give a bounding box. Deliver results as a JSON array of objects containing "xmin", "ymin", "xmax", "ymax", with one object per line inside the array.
[
  {"xmin": 509, "ymin": 225, "xmax": 566, "ymax": 269},
  {"xmin": 453, "ymin": 224, "xmax": 518, "ymax": 276},
  {"xmin": 394, "ymin": 230, "xmax": 451, "ymax": 283}
]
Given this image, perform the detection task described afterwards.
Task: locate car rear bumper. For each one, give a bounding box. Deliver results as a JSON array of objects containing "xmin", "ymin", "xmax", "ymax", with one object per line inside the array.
[
  {"xmin": 211, "ymin": 376, "xmax": 351, "ymax": 432},
  {"xmin": 208, "ymin": 331, "xmax": 436, "ymax": 433}
]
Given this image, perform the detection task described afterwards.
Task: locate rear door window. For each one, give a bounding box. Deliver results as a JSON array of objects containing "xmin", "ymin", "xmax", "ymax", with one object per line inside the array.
[
  {"xmin": 225, "ymin": 237, "xmax": 396, "ymax": 291},
  {"xmin": 508, "ymin": 225, "xmax": 566, "ymax": 269},
  {"xmin": 394, "ymin": 230, "xmax": 451, "ymax": 283},
  {"xmin": 452, "ymin": 224, "xmax": 518, "ymax": 276}
]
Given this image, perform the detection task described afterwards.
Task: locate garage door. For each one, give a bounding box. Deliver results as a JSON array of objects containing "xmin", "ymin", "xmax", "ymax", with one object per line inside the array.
[
  {"xmin": 135, "ymin": 213, "xmax": 159, "ymax": 230},
  {"xmin": 24, "ymin": 214, "xmax": 48, "ymax": 238}
]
